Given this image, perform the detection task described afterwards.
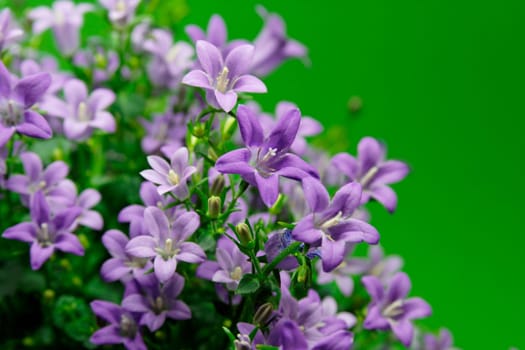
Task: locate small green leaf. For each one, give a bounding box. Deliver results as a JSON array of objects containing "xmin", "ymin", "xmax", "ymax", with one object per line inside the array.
[
  {"xmin": 236, "ymin": 274, "xmax": 260, "ymax": 295},
  {"xmin": 256, "ymin": 345, "xmax": 279, "ymax": 350}
]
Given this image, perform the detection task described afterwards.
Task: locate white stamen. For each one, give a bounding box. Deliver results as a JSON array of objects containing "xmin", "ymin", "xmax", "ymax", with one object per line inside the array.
[
  {"xmin": 230, "ymin": 266, "xmax": 243, "ymax": 281},
  {"xmin": 165, "ymin": 46, "xmax": 181, "ymax": 63},
  {"xmin": 215, "ymin": 66, "xmax": 230, "ymax": 93},
  {"xmin": 382, "ymin": 299, "xmax": 404, "ymax": 318},
  {"xmin": 77, "ymin": 102, "xmax": 90, "ymax": 122},
  {"xmin": 360, "ymin": 166, "xmax": 379, "ymax": 188},
  {"xmin": 320, "ymin": 211, "xmax": 343, "ymax": 230},
  {"xmin": 167, "ymin": 169, "xmax": 180, "ymax": 185}
]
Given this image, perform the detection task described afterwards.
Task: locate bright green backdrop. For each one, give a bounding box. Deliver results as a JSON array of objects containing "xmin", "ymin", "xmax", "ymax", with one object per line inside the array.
[{"xmin": 180, "ymin": 1, "xmax": 524, "ymax": 349}]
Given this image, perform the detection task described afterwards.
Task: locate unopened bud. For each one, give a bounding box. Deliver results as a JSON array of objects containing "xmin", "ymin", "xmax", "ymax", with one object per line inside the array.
[
  {"xmin": 52, "ymin": 148, "xmax": 63, "ymax": 161},
  {"xmin": 192, "ymin": 123, "xmax": 206, "ymax": 138},
  {"xmin": 43, "ymin": 289, "xmax": 55, "ymax": 302},
  {"xmin": 297, "ymin": 264, "xmax": 310, "ymax": 284},
  {"xmin": 94, "ymin": 53, "xmax": 107, "ymax": 69},
  {"xmin": 187, "ymin": 135, "xmax": 199, "ymax": 152},
  {"xmin": 207, "ymin": 196, "xmax": 221, "ymax": 218},
  {"xmin": 269, "ymin": 194, "xmax": 286, "ymax": 215},
  {"xmin": 253, "ymin": 302, "xmax": 273, "ymax": 326},
  {"xmin": 210, "ymin": 174, "xmax": 225, "ymax": 196},
  {"xmin": 208, "ymin": 147, "xmax": 218, "ymax": 162},
  {"xmin": 348, "ymin": 95, "xmax": 363, "ymax": 114},
  {"xmin": 221, "ymin": 115, "xmax": 237, "ymax": 140},
  {"xmin": 235, "ymin": 223, "xmax": 252, "ymax": 245}
]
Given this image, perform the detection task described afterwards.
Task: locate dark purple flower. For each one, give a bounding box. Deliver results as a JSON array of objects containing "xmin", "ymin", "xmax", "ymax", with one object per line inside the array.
[
  {"xmin": 250, "ymin": 6, "xmax": 308, "ymax": 77},
  {"xmin": 28, "ymin": 1, "xmax": 93, "ymax": 55},
  {"xmin": 122, "ymin": 273, "xmax": 191, "ymax": 332},
  {"xmin": 196, "ymin": 236, "xmax": 251, "ymax": 291},
  {"xmin": 44, "ymin": 79, "xmax": 116, "ymax": 140},
  {"xmin": 332, "ymin": 137, "xmax": 410, "ymax": 212},
  {"xmin": 126, "ymin": 206, "xmax": 204, "ymax": 282},
  {"xmin": 140, "ymin": 147, "xmax": 196, "ymax": 198},
  {"xmin": 0, "ymin": 9, "xmax": 24, "ymax": 52},
  {"xmin": 90, "ymin": 300, "xmax": 146, "ymax": 350},
  {"xmin": 2, "ymin": 191, "xmax": 83, "ymax": 270},
  {"xmin": 182, "ymin": 41, "xmax": 267, "ymax": 112},
  {"xmin": 99, "ymin": 0, "xmax": 140, "ymax": 26},
  {"xmin": 0, "ymin": 61, "xmax": 52, "ymax": 147},
  {"xmin": 216, "ymin": 104, "xmax": 318, "ymax": 207},
  {"xmin": 423, "ymin": 329, "xmax": 456, "ymax": 350},
  {"xmin": 100, "ymin": 229, "xmax": 152, "ymax": 282},
  {"xmin": 362, "ymin": 272, "xmax": 432, "ymax": 347},
  {"xmin": 292, "ymin": 177, "xmax": 379, "ymax": 272}
]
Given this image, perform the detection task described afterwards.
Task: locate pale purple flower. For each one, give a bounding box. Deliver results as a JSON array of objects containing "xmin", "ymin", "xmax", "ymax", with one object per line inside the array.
[
  {"xmin": 352, "ymin": 245, "xmax": 403, "ymax": 285},
  {"xmin": 2, "ymin": 191, "xmax": 83, "ymax": 270},
  {"xmin": 182, "ymin": 41, "xmax": 267, "ymax": 112},
  {"xmin": 6, "ymin": 152, "xmax": 70, "ymax": 206},
  {"xmin": 73, "ymin": 47, "xmax": 120, "ymax": 85},
  {"xmin": 20, "ymin": 57, "xmax": 70, "ymax": 96},
  {"xmin": 422, "ymin": 329, "xmax": 457, "ymax": 350},
  {"xmin": 0, "ymin": 9, "xmax": 24, "ymax": 52},
  {"xmin": 99, "ymin": 0, "xmax": 140, "ymax": 26},
  {"xmin": 43, "ymin": 79, "xmax": 116, "ymax": 140},
  {"xmin": 196, "ymin": 236, "xmax": 251, "ymax": 291},
  {"xmin": 90, "ymin": 300, "xmax": 146, "ymax": 350},
  {"xmin": 74, "ymin": 188, "xmax": 104, "ymax": 230},
  {"xmin": 215, "ymin": 104, "xmax": 318, "ymax": 207},
  {"xmin": 140, "ymin": 147, "xmax": 196, "ymax": 199},
  {"xmin": 332, "ymin": 136, "xmax": 410, "ymax": 212},
  {"xmin": 142, "ymin": 29, "xmax": 194, "ymax": 88},
  {"xmin": 130, "ymin": 21, "xmax": 151, "ymax": 53},
  {"xmin": 320, "ymin": 296, "xmax": 357, "ymax": 329},
  {"xmin": 126, "ymin": 206, "xmax": 204, "ymax": 282},
  {"xmin": 122, "ymin": 273, "xmax": 191, "ymax": 332},
  {"xmin": 28, "ymin": 1, "xmax": 93, "ymax": 55},
  {"xmin": 140, "ymin": 111, "xmax": 187, "ymax": 154},
  {"xmin": 292, "ymin": 177, "xmax": 379, "ymax": 272},
  {"xmin": 0, "ymin": 61, "xmax": 52, "ymax": 147},
  {"xmin": 251, "ymin": 6, "xmax": 308, "ymax": 77},
  {"xmin": 185, "ymin": 14, "xmax": 246, "ymax": 55},
  {"xmin": 100, "ymin": 229, "xmax": 152, "ymax": 282},
  {"xmin": 362, "ymin": 272, "xmax": 432, "ymax": 347}
]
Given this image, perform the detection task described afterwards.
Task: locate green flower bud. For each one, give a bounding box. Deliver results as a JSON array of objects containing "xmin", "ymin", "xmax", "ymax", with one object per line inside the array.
[
  {"xmin": 207, "ymin": 196, "xmax": 222, "ymax": 218},
  {"xmin": 221, "ymin": 115, "xmax": 237, "ymax": 140},
  {"xmin": 297, "ymin": 264, "xmax": 310, "ymax": 284},
  {"xmin": 235, "ymin": 223, "xmax": 252, "ymax": 245},
  {"xmin": 210, "ymin": 174, "xmax": 225, "ymax": 196},
  {"xmin": 208, "ymin": 147, "xmax": 218, "ymax": 162},
  {"xmin": 253, "ymin": 302, "xmax": 274, "ymax": 326},
  {"xmin": 192, "ymin": 123, "xmax": 206, "ymax": 138},
  {"xmin": 269, "ymin": 194, "xmax": 286, "ymax": 215}
]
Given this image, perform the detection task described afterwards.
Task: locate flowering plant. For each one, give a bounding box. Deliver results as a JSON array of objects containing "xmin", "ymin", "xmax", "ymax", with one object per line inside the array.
[{"xmin": 0, "ymin": 2, "xmax": 460, "ymax": 349}]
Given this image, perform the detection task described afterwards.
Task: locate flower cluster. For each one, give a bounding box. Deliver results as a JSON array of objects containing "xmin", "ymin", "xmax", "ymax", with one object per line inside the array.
[{"xmin": 0, "ymin": 2, "xmax": 467, "ymax": 350}]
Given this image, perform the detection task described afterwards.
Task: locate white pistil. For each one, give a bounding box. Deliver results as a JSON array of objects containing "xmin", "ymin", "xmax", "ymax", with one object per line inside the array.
[
  {"xmin": 360, "ymin": 166, "xmax": 379, "ymax": 188},
  {"xmin": 382, "ymin": 299, "xmax": 404, "ymax": 318},
  {"xmin": 167, "ymin": 169, "xmax": 180, "ymax": 185},
  {"xmin": 115, "ymin": 0, "xmax": 126, "ymax": 12},
  {"xmin": 261, "ymin": 148, "xmax": 277, "ymax": 162},
  {"xmin": 230, "ymin": 266, "xmax": 243, "ymax": 281},
  {"xmin": 320, "ymin": 211, "xmax": 343, "ymax": 230},
  {"xmin": 215, "ymin": 66, "xmax": 230, "ymax": 93},
  {"xmin": 77, "ymin": 102, "xmax": 90, "ymax": 122},
  {"xmin": 165, "ymin": 46, "xmax": 180, "ymax": 63}
]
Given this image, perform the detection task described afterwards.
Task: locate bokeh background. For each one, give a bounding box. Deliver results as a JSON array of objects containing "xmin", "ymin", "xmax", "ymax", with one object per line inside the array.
[{"xmin": 7, "ymin": 0, "xmax": 525, "ymax": 348}]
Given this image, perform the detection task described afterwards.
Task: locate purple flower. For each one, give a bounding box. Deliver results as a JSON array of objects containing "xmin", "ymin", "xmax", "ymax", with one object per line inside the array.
[
  {"xmin": 90, "ymin": 300, "xmax": 146, "ymax": 350},
  {"xmin": 122, "ymin": 273, "xmax": 191, "ymax": 332},
  {"xmin": 28, "ymin": 1, "xmax": 93, "ymax": 55},
  {"xmin": 0, "ymin": 61, "xmax": 52, "ymax": 147},
  {"xmin": 74, "ymin": 188, "xmax": 104, "ymax": 230},
  {"xmin": 140, "ymin": 147, "xmax": 196, "ymax": 199},
  {"xmin": 2, "ymin": 191, "xmax": 83, "ymax": 270},
  {"xmin": 20, "ymin": 57, "xmax": 70, "ymax": 96},
  {"xmin": 185, "ymin": 14, "xmax": 246, "ymax": 55},
  {"xmin": 140, "ymin": 111, "xmax": 187, "ymax": 154},
  {"xmin": 362, "ymin": 272, "xmax": 432, "ymax": 347},
  {"xmin": 6, "ymin": 152, "xmax": 70, "ymax": 206},
  {"xmin": 196, "ymin": 236, "xmax": 251, "ymax": 291},
  {"xmin": 44, "ymin": 79, "xmax": 116, "ymax": 140},
  {"xmin": 292, "ymin": 177, "xmax": 379, "ymax": 272},
  {"xmin": 100, "ymin": 229, "xmax": 151, "ymax": 282},
  {"xmin": 99, "ymin": 0, "xmax": 140, "ymax": 26},
  {"xmin": 331, "ymin": 137, "xmax": 410, "ymax": 212},
  {"xmin": 0, "ymin": 9, "xmax": 24, "ymax": 52},
  {"xmin": 215, "ymin": 104, "xmax": 318, "ymax": 207},
  {"xmin": 182, "ymin": 41, "xmax": 267, "ymax": 112},
  {"xmin": 423, "ymin": 329, "xmax": 456, "ymax": 350},
  {"xmin": 250, "ymin": 6, "xmax": 308, "ymax": 77},
  {"xmin": 126, "ymin": 206, "xmax": 204, "ymax": 282},
  {"xmin": 73, "ymin": 47, "xmax": 120, "ymax": 85}
]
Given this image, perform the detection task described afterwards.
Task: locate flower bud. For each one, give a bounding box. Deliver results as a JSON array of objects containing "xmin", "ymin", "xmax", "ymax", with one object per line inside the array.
[
  {"xmin": 210, "ymin": 174, "xmax": 225, "ymax": 196},
  {"xmin": 297, "ymin": 264, "xmax": 310, "ymax": 284},
  {"xmin": 207, "ymin": 196, "xmax": 221, "ymax": 218},
  {"xmin": 348, "ymin": 95, "xmax": 363, "ymax": 114},
  {"xmin": 208, "ymin": 147, "xmax": 218, "ymax": 162},
  {"xmin": 192, "ymin": 123, "xmax": 206, "ymax": 138},
  {"xmin": 221, "ymin": 115, "xmax": 237, "ymax": 140},
  {"xmin": 253, "ymin": 302, "xmax": 273, "ymax": 326},
  {"xmin": 269, "ymin": 194, "xmax": 286, "ymax": 215},
  {"xmin": 235, "ymin": 223, "xmax": 252, "ymax": 245}
]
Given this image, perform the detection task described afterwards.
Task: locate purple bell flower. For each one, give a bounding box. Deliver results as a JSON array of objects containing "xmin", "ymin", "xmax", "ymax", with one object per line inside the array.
[
  {"xmin": 292, "ymin": 177, "xmax": 379, "ymax": 272},
  {"xmin": 0, "ymin": 61, "xmax": 52, "ymax": 147},
  {"xmin": 2, "ymin": 191, "xmax": 84, "ymax": 270},
  {"xmin": 0, "ymin": 9, "xmax": 24, "ymax": 52},
  {"xmin": 215, "ymin": 104, "xmax": 318, "ymax": 207},
  {"xmin": 182, "ymin": 41, "xmax": 267, "ymax": 112},
  {"xmin": 125, "ymin": 206, "xmax": 204, "ymax": 282},
  {"xmin": 422, "ymin": 329, "xmax": 457, "ymax": 350},
  {"xmin": 331, "ymin": 136, "xmax": 410, "ymax": 212},
  {"xmin": 73, "ymin": 188, "xmax": 104, "ymax": 230},
  {"xmin": 99, "ymin": 0, "xmax": 140, "ymax": 26},
  {"xmin": 73, "ymin": 47, "xmax": 120, "ymax": 85},
  {"xmin": 90, "ymin": 300, "xmax": 146, "ymax": 350},
  {"xmin": 362, "ymin": 272, "xmax": 432, "ymax": 347},
  {"xmin": 122, "ymin": 273, "xmax": 191, "ymax": 332}
]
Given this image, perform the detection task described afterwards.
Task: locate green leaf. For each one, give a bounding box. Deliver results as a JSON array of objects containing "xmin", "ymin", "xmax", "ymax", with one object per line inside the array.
[
  {"xmin": 236, "ymin": 274, "xmax": 260, "ymax": 295},
  {"xmin": 52, "ymin": 295, "xmax": 95, "ymax": 343},
  {"xmin": 256, "ymin": 345, "xmax": 279, "ymax": 350}
]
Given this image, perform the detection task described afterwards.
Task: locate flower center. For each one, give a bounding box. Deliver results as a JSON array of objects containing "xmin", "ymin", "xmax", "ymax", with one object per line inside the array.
[
  {"xmin": 167, "ymin": 169, "xmax": 180, "ymax": 185},
  {"xmin": 54, "ymin": 10, "xmax": 65, "ymax": 26},
  {"xmin": 254, "ymin": 147, "xmax": 278, "ymax": 177},
  {"xmin": 360, "ymin": 166, "xmax": 379, "ymax": 188},
  {"xmin": 165, "ymin": 46, "xmax": 181, "ymax": 63},
  {"xmin": 382, "ymin": 299, "xmax": 404, "ymax": 318},
  {"xmin": 230, "ymin": 266, "xmax": 243, "ymax": 281},
  {"xmin": 152, "ymin": 296, "xmax": 165, "ymax": 314},
  {"xmin": 154, "ymin": 238, "xmax": 180, "ymax": 260},
  {"xmin": 115, "ymin": 0, "xmax": 126, "ymax": 12},
  {"xmin": 77, "ymin": 102, "xmax": 90, "ymax": 122},
  {"xmin": 215, "ymin": 66, "xmax": 230, "ymax": 93},
  {"xmin": 320, "ymin": 211, "xmax": 343, "ymax": 230},
  {"xmin": 37, "ymin": 223, "xmax": 52, "ymax": 247},
  {"xmin": 119, "ymin": 314, "xmax": 138, "ymax": 338},
  {"xmin": 0, "ymin": 99, "xmax": 23, "ymax": 127},
  {"xmin": 29, "ymin": 180, "xmax": 47, "ymax": 194}
]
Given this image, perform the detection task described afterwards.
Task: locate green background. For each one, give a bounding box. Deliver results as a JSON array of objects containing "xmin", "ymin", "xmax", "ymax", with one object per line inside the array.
[{"xmin": 180, "ymin": 0, "xmax": 525, "ymax": 348}]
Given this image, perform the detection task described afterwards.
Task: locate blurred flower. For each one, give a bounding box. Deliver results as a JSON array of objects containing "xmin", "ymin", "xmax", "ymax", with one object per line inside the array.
[
  {"xmin": 421, "ymin": 329, "xmax": 458, "ymax": 350},
  {"xmin": 185, "ymin": 14, "xmax": 246, "ymax": 55},
  {"xmin": 0, "ymin": 9, "xmax": 24, "ymax": 52},
  {"xmin": 99, "ymin": 0, "xmax": 140, "ymax": 26},
  {"xmin": 182, "ymin": 41, "xmax": 267, "ymax": 112},
  {"xmin": 74, "ymin": 47, "xmax": 120, "ymax": 85}
]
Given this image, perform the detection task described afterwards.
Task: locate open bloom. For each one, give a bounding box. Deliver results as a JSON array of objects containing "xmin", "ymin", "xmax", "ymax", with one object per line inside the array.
[
  {"xmin": 122, "ymin": 273, "xmax": 191, "ymax": 332},
  {"xmin": 126, "ymin": 206, "xmax": 204, "ymax": 282},
  {"xmin": 0, "ymin": 9, "xmax": 24, "ymax": 51},
  {"xmin": 182, "ymin": 41, "xmax": 267, "ymax": 112},
  {"xmin": 362, "ymin": 272, "xmax": 432, "ymax": 347},
  {"xmin": 44, "ymin": 79, "xmax": 116, "ymax": 140},
  {"xmin": 140, "ymin": 147, "xmax": 196, "ymax": 198},
  {"xmin": 99, "ymin": 0, "xmax": 140, "ymax": 26},
  {"xmin": 2, "ymin": 191, "xmax": 83, "ymax": 270},
  {"xmin": 90, "ymin": 300, "xmax": 146, "ymax": 350},
  {"xmin": 216, "ymin": 104, "xmax": 318, "ymax": 207},
  {"xmin": 331, "ymin": 137, "xmax": 410, "ymax": 212},
  {"xmin": 292, "ymin": 178, "xmax": 379, "ymax": 272},
  {"xmin": 28, "ymin": 1, "xmax": 93, "ymax": 55},
  {"xmin": 0, "ymin": 62, "xmax": 52, "ymax": 147},
  {"xmin": 185, "ymin": 14, "xmax": 245, "ymax": 55},
  {"xmin": 422, "ymin": 329, "xmax": 457, "ymax": 350}
]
